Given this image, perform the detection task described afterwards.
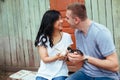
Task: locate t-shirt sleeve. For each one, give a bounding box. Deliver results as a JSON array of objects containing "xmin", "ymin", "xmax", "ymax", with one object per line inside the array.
[
  {"xmin": 37, "ymin": 35, "xmax": 46, "ymax": 46},
  {"xmin": 38, "ymin": 41, "xmax": 42, "ymax": 46},
  {"xmin": 96, "ymin": 29, "xmax": 116, "ymax": 57}
]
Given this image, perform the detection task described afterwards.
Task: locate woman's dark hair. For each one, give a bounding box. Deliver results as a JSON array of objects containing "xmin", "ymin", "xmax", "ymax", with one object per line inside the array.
[{"xmin": 34, "ymin": 10, "xmax": 60, "ymax": 47}]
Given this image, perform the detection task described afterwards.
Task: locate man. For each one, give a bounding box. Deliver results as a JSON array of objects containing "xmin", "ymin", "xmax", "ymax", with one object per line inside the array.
[{"xmin": 65, "ymin": 2, "xmax": 119, "ymax": 80}]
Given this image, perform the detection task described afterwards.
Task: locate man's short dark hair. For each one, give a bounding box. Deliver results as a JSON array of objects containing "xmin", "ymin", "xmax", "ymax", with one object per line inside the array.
[{"xmin": 67, "ymin": 2, "xmax": 87, "ymax": 21}]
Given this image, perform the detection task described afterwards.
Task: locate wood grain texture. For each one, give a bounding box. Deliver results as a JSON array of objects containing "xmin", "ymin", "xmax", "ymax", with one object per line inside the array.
[{"xmin": 0, "ymin": 0, "xmax": 50, "ymax": 71}]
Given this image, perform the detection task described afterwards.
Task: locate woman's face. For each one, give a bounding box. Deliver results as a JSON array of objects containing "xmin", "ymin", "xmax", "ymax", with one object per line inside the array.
[{"xmin": 54, "ymin": 16, "xmax": 63, "ymax": 31}]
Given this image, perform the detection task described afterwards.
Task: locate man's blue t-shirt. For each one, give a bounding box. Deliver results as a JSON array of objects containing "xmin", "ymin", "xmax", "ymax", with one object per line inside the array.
[{"xmin": 75, "ymin": 21, "xmax": 119, "ymax": 80}]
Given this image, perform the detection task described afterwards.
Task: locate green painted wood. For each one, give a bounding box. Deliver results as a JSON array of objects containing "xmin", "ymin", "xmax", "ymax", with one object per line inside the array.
[
  {"xmin": 0, "ymin": 0, "xmax": 50, "ymax": 70},
  {"xmin": 15, "ymin": 0, "xmax": 26, "ymax": 67},
  {"xmin": 21, "ymin": 0, "xmax": 30, "ymax": 67},
  {"xmin": 98, "ymin": 0, "xmax": 106, "ymax": 26},
  {"xmin": 106, "ymin": 0, "xmax": 114, "ymax": 35},
  {"xmin": 6, "ymin": 0, "xmax": 17, "ymax": 66},
  {"xmin": 33, "ymin": 0, "xmax": 41, "ymax": 67},
  {"xmin": 91, "ymin": 0, "xmax": 99, "ymax": 22},
  {"xmin": 112, "ymin": 0, "xmax": 120, "ymax": 62},
  {"xmin": 85, "ymin": 0, "xmax": 92, "ymax": 19},
  {"xmin": 0, "ymin": 1, "xmax": 4, "ymax": 66},
  {"xmin": 28, "ymin": 0, "xmax": 36, "ymax": 67},
  {"xmin": 1, "ymin": 0, "xmax": 11, "ymax": 66},
  {"xmin": 0, "ymin": 38, "xmax": 4, "ymax": 65}
]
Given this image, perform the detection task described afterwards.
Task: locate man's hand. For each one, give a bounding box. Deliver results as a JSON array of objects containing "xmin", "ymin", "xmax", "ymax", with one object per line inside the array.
[{"xmin": 67, "ymin": 52, "xmax": 84, "ymax": 63}]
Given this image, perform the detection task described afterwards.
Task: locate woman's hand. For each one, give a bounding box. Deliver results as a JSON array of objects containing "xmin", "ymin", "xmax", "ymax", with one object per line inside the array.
[{"xmin": 56, "ymin": 53, "xmax": 67, "ymax": 60}]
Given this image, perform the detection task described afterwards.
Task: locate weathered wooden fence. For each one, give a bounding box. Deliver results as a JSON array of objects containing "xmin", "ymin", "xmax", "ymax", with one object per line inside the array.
[
  {"xmin": 85, "ymin": 0, "xmax": 120, "ymax": 63},
  {"xmin": 0, "ymin": 0, "xmax": 120, "ymax": 72},
  {"xmin": 0, "ymin": 0, "xmax": 50, "ymax": 71}
]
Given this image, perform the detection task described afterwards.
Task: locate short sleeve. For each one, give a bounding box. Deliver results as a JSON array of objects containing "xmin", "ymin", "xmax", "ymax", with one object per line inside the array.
[
  {"xmin": 96, "ymin": 29, "xmax": 115, "ymax": 57},
  {"xmin": 37, "ymin": 35, "xmax": 43, "ymax": 46},
  {"xmin": 37, "ymin": 35, "xmax": 48, "ymax": 47},
  {"xmin": 38, "ymin": 41, "xmax": 42, "ymax": 46}
]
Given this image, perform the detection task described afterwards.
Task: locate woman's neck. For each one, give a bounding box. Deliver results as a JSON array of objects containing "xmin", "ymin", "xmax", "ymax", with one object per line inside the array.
[
  {"xmin": 52, "ymin": 30, "xmax": 62, "ymax": 45},
  {"xmin": 53, "ymin": 30, "xmax": 61, "ymax": 37}
]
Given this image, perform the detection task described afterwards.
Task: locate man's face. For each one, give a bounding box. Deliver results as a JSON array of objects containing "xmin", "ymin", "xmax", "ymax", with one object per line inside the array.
[{"xmin": 65, "ymin": 10, "xmax": 76, "ymax": 28}]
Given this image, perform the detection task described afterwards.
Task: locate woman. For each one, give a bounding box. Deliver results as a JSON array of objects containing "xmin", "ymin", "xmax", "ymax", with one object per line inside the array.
[{"xmin": 34, "ymin": 10, "xmax": 73, "ymax": 80}]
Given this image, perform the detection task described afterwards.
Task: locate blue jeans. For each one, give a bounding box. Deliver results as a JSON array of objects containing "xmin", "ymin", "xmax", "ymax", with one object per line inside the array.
[
  {"xmin": 36, "ymin": 76, "xmax": 67, "ymax": 80},
  {"xmin": 52, "ymin": 76, "xmax": 67, "ymax": 80},
  {"xmin": 36, "ymin": 76, "xmax": 48, "ymax": 80},
  {"xmin": 65, "ymin": 70, "xmax": 114, "ymax": 80}
]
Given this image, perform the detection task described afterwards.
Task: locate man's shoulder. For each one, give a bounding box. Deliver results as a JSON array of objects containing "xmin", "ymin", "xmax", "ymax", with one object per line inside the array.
[
  {"xmin": 92, "ymin": 21, "xmax": 108, "ymax": 31},
  {"xmin": 91, "ymin": 21, "xmax": 110, "ymax": 35}
]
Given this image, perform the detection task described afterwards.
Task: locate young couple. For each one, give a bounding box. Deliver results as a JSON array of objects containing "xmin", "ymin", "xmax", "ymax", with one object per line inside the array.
[{"xmin": 35, "ymin": 2, "xmax": 119, "ymax": 80}]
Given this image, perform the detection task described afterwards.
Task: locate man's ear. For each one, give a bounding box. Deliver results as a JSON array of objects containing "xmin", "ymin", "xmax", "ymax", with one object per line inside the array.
[{"xmin": 74, "ymin": 17, "xmax": 81, "ymax": 24}]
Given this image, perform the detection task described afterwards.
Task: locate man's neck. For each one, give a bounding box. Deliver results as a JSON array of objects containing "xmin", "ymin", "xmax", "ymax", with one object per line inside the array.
[{"xmin": 77, "ymin": 19, "xmax": 92, "ymax": 35}]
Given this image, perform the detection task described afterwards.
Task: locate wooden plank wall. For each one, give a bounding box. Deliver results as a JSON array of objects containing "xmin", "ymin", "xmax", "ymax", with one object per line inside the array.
[
  {"xmin": 0, "ymin": 0, "xmax": 50, "ymax": 71},
  {"xmin": 85, "ymin": 0, "xmax": 120, "ymax": 64}
]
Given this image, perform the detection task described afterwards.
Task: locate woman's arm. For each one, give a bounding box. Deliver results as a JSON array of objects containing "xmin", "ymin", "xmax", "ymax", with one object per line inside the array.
[
  {"xmin": 38, "ymin": 46, "xmax": 65, "ymax": 63},
  {"xmin": 38, "ymin": 46, "xmax": 59, "ymax": 63}
]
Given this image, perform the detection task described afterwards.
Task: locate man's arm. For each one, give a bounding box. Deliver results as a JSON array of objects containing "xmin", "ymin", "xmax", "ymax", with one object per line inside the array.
[
  {"xmin": 68, "ymin": 52, "xmax": 119, "ymax": 72},
  {"xmin": 87, "ymin": 52, "xmax": 119, "ymax": 72}
]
